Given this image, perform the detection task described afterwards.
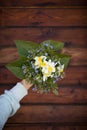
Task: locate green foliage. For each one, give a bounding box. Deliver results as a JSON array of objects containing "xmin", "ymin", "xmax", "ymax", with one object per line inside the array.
[
  {"xmin": 6, "ymin": 40, "xmax": 70, "ymax": 95},
  {"xmin": 6, "ymin": 57, "xmax": 26, "ymax": 79},
  {"xmin": 15, "ymin": 40, "xmax": 39, "ymax": 56},
  {"xmin": 55, "ymin": 53, "xmax": 70, "ymax": 68}
]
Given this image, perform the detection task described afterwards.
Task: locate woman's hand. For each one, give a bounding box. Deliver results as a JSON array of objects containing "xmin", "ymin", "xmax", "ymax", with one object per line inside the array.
[{"xmin": 21, "ymin": 80, "xmax": 33, "ymax": 90}]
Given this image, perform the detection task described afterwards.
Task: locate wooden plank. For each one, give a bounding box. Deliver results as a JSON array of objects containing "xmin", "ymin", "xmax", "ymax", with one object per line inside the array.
[
  {"xmin": 0, "ymin": 28, "xmax": 87, "ymax": 48},
  {"xmin": 0, "ymin": 48, "xmax": 18, "ymax": 65},
  {"xmin": 0, "ymin": 9, "xmax": 87, "ymax": 27},
  {"xmin": 0, "ymin": 66, "xmax": 87, "ymax": 85},
  {"xmin": 0, "ymin": 47, "xmax": 87, "ymax": 66},
  {"xmin": 3, "ymin": 125, "xmax": 87, "ymax": 130},
  {"xmin": 0, "ymin": 0, "xmax": 87, "ymax": 7},
  {"xmin": 0, "ymin": 85, "xmax": 87, "ymax": 104},
  {"xmin": 7, "ymin": 105, "xmax": 87, "ymax": 123}
]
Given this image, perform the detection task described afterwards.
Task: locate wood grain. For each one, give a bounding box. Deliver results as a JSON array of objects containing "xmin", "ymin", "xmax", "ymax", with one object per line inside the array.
[
  {"xmin": 3, "ymin": 125, "xmax": 87, "ymax": 130},
  {"xmin": 0, "ymin": 1, "xmax": 87, "ymax": 129},
  {"xmin": 0, "ymin": 47, "xmax": 87, "ymax": 66},
  {"xmin": 0, "ymin": 9, "xmax": 87, "ymax": 27},
  {"xmin": 7, "ymin": 105, "xmax": 87, "ymax": 123},
  {"xmin": 0, "ymin": 85, "xmax": 87, "ymax": 104},
  {"xmin": 0, "ymin": 0, "xmax": 87, "ymax": 7},
  {"xmin": 0, "ymin": 28, "xmax": 87, "ymax": 48},
  {"xmin": 0, "ymin": 66, "xmax": 87, "ymax": 85}
]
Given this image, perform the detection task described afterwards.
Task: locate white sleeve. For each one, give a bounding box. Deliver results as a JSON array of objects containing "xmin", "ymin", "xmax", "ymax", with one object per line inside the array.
[{"xmin": 0, "ymin": 82, "xmax": 28, "ymax": 130}]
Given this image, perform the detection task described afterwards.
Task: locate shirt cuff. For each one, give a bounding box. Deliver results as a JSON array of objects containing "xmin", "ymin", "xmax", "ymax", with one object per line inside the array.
[{"xmin": 10, "ymin": 82, "xmax": 28, "ymax": 102}]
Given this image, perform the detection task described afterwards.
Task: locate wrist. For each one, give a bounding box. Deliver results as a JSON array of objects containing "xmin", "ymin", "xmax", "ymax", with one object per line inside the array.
[{"xmin": 21, "ymin": 80, "xmax": 32, "ymax": 90}]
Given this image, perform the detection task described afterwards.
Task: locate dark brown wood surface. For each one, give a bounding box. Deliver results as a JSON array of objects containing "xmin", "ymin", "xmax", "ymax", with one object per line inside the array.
[
  {"xmin": 6, "ymin": 105, "xmax": 87, "ymax": 123},
  {"xmin": 0, "ymin": 0, "xmax": 87, "ymax": 7},
  {"xmin": 0, "ymin": 28, "xmax": 87, "ymax": 47},
  {"xmin": 0, "ymin": 1, "xmax": 87, "ymax": 130},
  {"xmin": 3, "ymin": 125, "xmax": 87, "ymax": 130},
  {"xmin": 0, "ymin": 8, "xmax": 87, "ymax": 27}
]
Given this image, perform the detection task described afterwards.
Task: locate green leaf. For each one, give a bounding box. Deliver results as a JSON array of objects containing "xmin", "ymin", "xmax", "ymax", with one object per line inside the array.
[
  {"xmin": 41, "ymin": 40, "xmax": 64, "ymax": 51},
  {"xmin": 60, "ymin": 56, "xmax": 70, "ymax": 68},
  {"xmin": 55, "ymin": 53, "xmax": 70, "ymax": 68},
  {"xmin": 6, "ymin": 57, "xmax": 26, "ymax": 79},
  {"xmin": 15, "ymin": 40, "xmax": 39, "ymax": 56}
]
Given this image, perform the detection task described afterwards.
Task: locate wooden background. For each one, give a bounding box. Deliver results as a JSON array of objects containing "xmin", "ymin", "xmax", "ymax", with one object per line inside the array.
[{"xmin": 0, "ymin": 0, "xmax": 87, "ymax": 130}]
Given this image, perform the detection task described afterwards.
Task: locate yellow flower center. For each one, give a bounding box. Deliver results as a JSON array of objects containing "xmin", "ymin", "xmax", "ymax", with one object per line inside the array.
[
  {"xmin": 48, "ymin": 66, "xmax": 53, "ymax": 73},
  {"xmin": 41, "ymin": 62, "xmax": 47, "ymax": 67},
  {"xmin": 60, "ymin": 68, "xmax": 63, "ymax": 73},
  {"xmin": 38, "ymin": 57, "xmax": 43, "ymax": 66},
  {"xmin": 37, "ymin": 57, "xmax": 47, "ymax": 67},
  {"xmin": 38, "ymin": 57, "xmax": 43, "ymax": 63}
]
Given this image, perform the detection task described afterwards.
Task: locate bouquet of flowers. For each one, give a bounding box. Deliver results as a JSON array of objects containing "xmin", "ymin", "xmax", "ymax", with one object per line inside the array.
[{"xmin": 6, "ymin": 40, "xmax": 70, "ymax": 95}]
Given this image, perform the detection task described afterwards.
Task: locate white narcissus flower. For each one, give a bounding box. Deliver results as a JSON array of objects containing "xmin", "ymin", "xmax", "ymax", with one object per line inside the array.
[
  {"xmin": 34, "ymin": 56, "xmax": 47, "ymax": 68},
  {"xmin": 34, "ymin": 56, "xmax": 57, "ymax": 81},
  {"xmin": 42, "ymin": 60, "xmax": 56, "ymax": 81},
  {"xmin": 47, "ymin": 60, "xmax": 56, "ymax": 73},
  {"xmin": 57, "ymin": 64, "xmax": 64, "ymax": 76}
]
